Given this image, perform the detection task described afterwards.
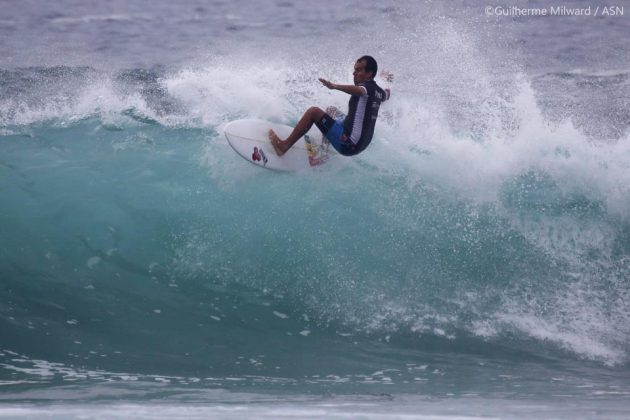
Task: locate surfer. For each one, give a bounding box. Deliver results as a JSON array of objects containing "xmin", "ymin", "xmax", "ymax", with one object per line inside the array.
[{"xmin": 269, "ymin": 56, "xmax": 392, "ymax": 157}]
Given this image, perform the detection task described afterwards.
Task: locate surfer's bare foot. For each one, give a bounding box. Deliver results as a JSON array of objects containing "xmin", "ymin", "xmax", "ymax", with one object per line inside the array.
[{"xmin": 268, "ymin": 129, "xmax": 287, "ymax": 156}]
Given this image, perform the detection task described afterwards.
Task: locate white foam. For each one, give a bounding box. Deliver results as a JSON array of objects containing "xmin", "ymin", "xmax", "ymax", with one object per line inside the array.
[
  {"xmin": 273, "ymin": 311, "xmax": 288, "ymax": 319},
  {"xmin": 162, "ymin": 60, "xmax": 301, "ymax": 128},
  {"xmin": 87, "ymin": 256, "xmax": 101, "ymax": 269},
  {"xmin": 498, "ymin": 313, "xmax": 625, "ymax": 365}
]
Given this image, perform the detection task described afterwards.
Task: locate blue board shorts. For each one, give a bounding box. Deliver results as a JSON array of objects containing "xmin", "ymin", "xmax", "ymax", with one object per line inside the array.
[{"xmin": 314, "ymin": 113, "xmax": 358, "ymax": 156}]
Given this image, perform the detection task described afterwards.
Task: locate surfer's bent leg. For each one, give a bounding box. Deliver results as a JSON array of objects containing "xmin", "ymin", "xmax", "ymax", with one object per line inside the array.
[
  {"xmin": 314, "ymin": 112, "xmax": 354, "ymax": 156},
  {"xmin": 269, "ymin": 107, "xmax": 325, "ymax": 156}
]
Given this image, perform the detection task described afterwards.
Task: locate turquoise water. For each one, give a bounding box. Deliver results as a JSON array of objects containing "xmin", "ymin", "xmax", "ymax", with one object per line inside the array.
[{"xmin": 2, "ymin": 0, "xmax": 630, "ymax": 417}]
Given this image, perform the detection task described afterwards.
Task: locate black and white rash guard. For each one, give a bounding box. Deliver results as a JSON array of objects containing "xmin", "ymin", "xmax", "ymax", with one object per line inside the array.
[{"xmin": 342, "ymin": 80, "xmax": 390, "ymax": 154}]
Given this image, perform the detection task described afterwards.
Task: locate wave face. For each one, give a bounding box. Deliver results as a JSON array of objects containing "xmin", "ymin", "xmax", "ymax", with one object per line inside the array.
[{"xmin": 2, "ymin": 0, "xmax": 630, "ymax": 407}]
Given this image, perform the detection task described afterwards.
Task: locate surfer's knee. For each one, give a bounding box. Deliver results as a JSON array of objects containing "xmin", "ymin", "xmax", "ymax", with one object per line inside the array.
[{"xmin": 306, "ymin": 106, "xmax": 324, "ymax": 121}]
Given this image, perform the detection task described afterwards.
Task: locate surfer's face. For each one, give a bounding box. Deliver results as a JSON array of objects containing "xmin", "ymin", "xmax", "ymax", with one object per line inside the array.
[{"xmin": 353, "ymin": 61, "xmax": 373, "ymax": 84}]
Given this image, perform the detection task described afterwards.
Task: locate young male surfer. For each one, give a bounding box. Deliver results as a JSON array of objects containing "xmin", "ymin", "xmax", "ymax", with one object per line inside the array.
[{"xmin": 269, "ymin": 55, "xmax": 392, "ymax": 157}]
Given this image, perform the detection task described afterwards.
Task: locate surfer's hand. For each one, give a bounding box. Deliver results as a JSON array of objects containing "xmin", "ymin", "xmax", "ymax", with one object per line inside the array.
[
  {"xmin": 380, "ymin": 70, "xmax": 394, "ymax": 83},
  {"xmin": 319, "ymin": 78, "xmax": 336, "ymax": 90}
]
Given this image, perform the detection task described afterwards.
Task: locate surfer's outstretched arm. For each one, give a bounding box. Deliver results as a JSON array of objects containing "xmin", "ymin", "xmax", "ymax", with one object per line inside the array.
[
  {"xmin": 319, "ymin": 78, "xmax": 366, "ymax": 96},
  {"xmin": 380, "ymin": 70, "xmax": 393, "ymax": 101},
  {"xmin": 380, "ymin": 70, "xmax": 394, "ymax": 83}
]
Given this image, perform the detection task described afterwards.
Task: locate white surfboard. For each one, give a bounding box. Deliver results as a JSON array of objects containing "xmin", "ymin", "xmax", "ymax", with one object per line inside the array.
[{"xmin": 224, "ymin": 119, "xmax": 338, "ymax": 172}]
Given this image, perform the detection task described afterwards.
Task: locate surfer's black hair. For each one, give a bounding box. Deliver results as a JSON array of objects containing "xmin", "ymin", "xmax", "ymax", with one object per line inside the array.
[{"xmin": 357, "ymin": 55, "xmax": 378, "ymax": 78}]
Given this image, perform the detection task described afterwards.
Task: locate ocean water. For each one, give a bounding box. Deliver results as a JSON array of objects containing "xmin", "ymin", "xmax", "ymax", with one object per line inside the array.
[{"xmin": 2, "ymin": 0, "xmax": 630, "ymax": 418}]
